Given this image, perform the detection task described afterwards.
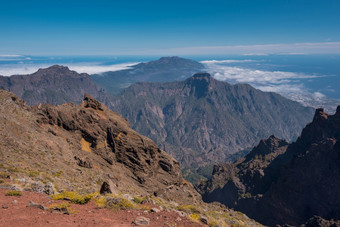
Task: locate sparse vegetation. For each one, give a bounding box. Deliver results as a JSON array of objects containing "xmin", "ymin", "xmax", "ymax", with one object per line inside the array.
[
  {"xmin": 94, "ymin": 195, "xmax": 135, "ymax": 210},
  {"xmin": 177, "ymin": 204, "xmax": 200, "ymax": 214},
  {"xmin": 28, "ymin": 170, "xmax": 39, "ymax": 177},
  {"xmin": 49, "ymin": 202, "xmax": 77, "ymax": 214},
  {"xmin": 52, "ymin": 191, "xmax": 94, "ymax": 204},
  {"xmin": 189, "ymin": 213, "xmax": 200, "ymax": 222},
  {"xmin": 133, "ymin": 196, "xmax": 144, "ymax": 204},
  {"xmin": 5, "ymin": 190, "xmax": 22, "ymax": 196}
]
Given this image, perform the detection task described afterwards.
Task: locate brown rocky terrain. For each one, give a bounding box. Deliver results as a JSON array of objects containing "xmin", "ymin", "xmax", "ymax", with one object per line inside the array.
[
  {"xmin": 199, "ymin": 106, "xmax": 340, "ymax": 226},
  {"xmin": 0, "ymin": 188, "xmax": 204, "ymax": 227},
  {"xmin": 0, "ymin": 89, "xmax": 261, "ymax": 226}
]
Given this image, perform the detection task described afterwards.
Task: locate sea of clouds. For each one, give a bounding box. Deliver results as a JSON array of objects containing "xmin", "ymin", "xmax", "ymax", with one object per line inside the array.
[
  {"xmin": 201, "ymin": 59, "xmax": 338, "ymax": 112},
  {"xmin": 0, "ymin": 61, "xmax": 139, "ymax": 76}
]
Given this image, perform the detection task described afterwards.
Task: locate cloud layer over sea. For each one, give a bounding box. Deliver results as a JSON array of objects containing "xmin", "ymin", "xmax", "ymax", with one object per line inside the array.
[{"xmin": 201, "ymin": 59, "xmax": 339, "ymax": 113}]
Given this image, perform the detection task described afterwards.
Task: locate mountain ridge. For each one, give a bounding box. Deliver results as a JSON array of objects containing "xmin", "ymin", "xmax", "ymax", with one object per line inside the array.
[
  {"xmin": 0, "ymin": 65, "xmax": 108, "ymax": 106},
  {"xmin": 111, "ymin": 72, "xmax": 315, "ymax": 181},
  {"xmin": 91, "ymin": 56, "xmax": 205, "ymax": 94},
  {"xmin": 199, "ymin": 106, "xmax": 340, "ymax": 226}
]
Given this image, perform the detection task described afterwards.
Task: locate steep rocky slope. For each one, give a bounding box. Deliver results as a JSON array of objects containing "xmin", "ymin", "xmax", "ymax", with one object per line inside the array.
[
  {"xmin": 0, "ymin": 89, "xmax": 198, "ymax": 204},
  {"xmin": 200, "ymin": 106, "xmax": 340, "ymax": 226},
  {"xmin": 111, "ymin": 73, "xmax": 314, "ymax": 181},
  {"xmin": 0, "ymin": 89, "xmax": 262, "ymax": 226},
  {"xmin": 91, "ymin": 56, "xmax": 204, "ymax": 94},
  {"xmin": 0, "ymin": 65, "xmax": 109, "ymax": 106}
]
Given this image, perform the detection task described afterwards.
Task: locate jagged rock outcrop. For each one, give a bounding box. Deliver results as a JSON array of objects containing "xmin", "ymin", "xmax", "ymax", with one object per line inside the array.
[
  {"xmin": 200, "ymin": 107, "xmax": 340, "ymax": 226},
  {"xmin": 0, "ymin": 89, "xmax": 200, "ymax": 204},
  {"xmin": 111, "ymin": 72, "xmax": 314, "ymax": 182},
  {"xmin": 198, "ymin": 135, "xmax": 289, "ymax": 206}
]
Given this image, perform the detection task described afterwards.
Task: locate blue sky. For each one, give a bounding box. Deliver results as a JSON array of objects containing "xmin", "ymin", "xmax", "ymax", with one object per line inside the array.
[{"xmin": 1, "ymin": 0, "xmax": 340, "ymax": 55}]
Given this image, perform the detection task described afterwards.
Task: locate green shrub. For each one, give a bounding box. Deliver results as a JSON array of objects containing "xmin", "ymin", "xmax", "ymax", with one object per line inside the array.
[
  {"xmin": 133, "ymin": 196, "xmax": 144, "ymax": 204},
  {"xmin": 5, "ymin": 190, "xmax": 22, "ymax": 196},
  {"xmin": 52, "ymin": 191, "xmax": 94, "ymax": 204},
  {"xmin": 49, "ymin": 202, "xmax": 77, "ymax": 214},
  {"xmin": 95, "ymin": 196, "xmax": 135, "ymax": 210}
]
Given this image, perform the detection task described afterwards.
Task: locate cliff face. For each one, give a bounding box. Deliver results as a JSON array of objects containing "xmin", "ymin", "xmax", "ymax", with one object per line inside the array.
[
  {"xmin": 200, "ymin": 106, "xmax": 340, "ymax": 226},
  {"xmin": 0, "ymin": 65, "xmax": 109, "ymax": 106},
  {"xmin": 111, "ymin": 73, "xmax": 314, "ymax": 181},
  {"xmin": 0, "ymin": 89, "xmax": 200, "ymax": 204}
]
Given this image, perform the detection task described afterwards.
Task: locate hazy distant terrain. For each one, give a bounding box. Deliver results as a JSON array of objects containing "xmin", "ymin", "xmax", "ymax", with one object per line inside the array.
[
  {"xmin": 111, "ymin": 73, "xmax": 314, "ymax": 182},
  {"xmin": 91, "ymin": 56, "xmax": 204, "ymax": 94}
]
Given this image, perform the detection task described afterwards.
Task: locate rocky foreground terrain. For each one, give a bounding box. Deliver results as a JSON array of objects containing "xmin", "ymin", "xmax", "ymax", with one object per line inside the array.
[
  {"xmin": 0, "ymin": 89, "xmax": 261, "ymax": 226},
  {"xmin": 199, "ymin": 106, "xmax": 340, "ymax": 226}
]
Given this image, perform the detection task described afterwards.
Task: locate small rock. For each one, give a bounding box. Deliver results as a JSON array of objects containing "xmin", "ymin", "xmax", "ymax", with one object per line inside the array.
[
  {"xmin": 105, "ymin": 197, "xmax": 122, "ymax": 207},
  {"xmin": 13, "ymin": 200, "xmax": 18, "ymax": 204},
  {"xmin": 2, "ymin": 204, "xmax": 8, "ymax": 209},
  {"xmin": 141, "ymin": 199, "xmax": 155, "ymax": 205},
  {"xmin": 50, "ymin": 207, "xmax": 69, "ymax": 215},
  {"xmin": 133, "ymin": 216, "xmax": 150, "ymax": 226},
  {"xmin": 122, "ymin": 194, "xmax": 133, "ymax": 201},
  {"xmin": 27, "ymin": 201, "xmax": 48, "ymax": 210},
  {"xmin": 175, "ymin": 217, "xmax": 182, "ymax": 222},
  {"xmin": 44, "ymin": 183, "xmax": 55, "ymax": 195},
  {"xmin": 74, "ymin": 156, "xmax": 93, "ymax": 168},
  {"xmin": 31, "ymin": 182, "xmax": 45, "ymax": 194},
  {"xmin": 150, "ymin": 208, "xmax": 160, "ymax": 213},
  {"xmin": 100, "ymin": 180, "xmax": 115, "ymax": 195},
  {"xmin": 31, "ymin": 182, "xmax": 54, "ymax": 195},
  {"xmin": 174, "ymin": 210, "xmax": 187, "ymax": 217},
  {"xmin": 200, "ymin": 215, "xmax": 209, "ymax": 225},
  {"xmin": 170, "ymin": 201, "xmax": 179, "ymax": 207}
]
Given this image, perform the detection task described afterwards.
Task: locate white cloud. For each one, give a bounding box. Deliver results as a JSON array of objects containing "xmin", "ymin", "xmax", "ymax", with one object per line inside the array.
[
  {"xmin": 202, "ymin": 60, "xmax": 338, "ymax": 111},
  {"xmin": 0, "ymin": 62, "xmax": 139, "ymax": 76},
  {"xmin": 203, "ymin": 62, "xmax": 321, "ymax": 85},
  {"xmin": 67, "ymin": 62, "xmax": 139, "ymax": 74}
]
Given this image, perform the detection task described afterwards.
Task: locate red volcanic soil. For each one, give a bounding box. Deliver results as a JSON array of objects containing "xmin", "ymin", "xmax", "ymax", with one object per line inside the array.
[{"xmin": 0, "ymin": 189, "xmax": 205, "ymax": 227}]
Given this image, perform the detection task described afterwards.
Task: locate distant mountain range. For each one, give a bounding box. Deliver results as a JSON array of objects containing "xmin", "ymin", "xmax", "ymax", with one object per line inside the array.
[
  {"xmin": 0, "ymin": 57, "xmax": 314, "ymax": 182},
  {"xmin": 110, "ymin": 72, "xmax": 314, "ymax": 181},
  {"xmin": 91, "ymin": 56, "xmax": 204, "ymax": 94},
  {"xmin": 199, "ymin": 107, "xmax": 340, "ymax": 226},
  {"xmin": 0, "ymin": 65, "xmax": 109, "ymax": 106}
]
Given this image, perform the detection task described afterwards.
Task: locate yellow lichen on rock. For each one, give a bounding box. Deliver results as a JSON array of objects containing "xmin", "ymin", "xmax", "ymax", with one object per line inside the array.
[{"xmin": 81, "ymin": 138, "xmax": 91, "ymax": 152}]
